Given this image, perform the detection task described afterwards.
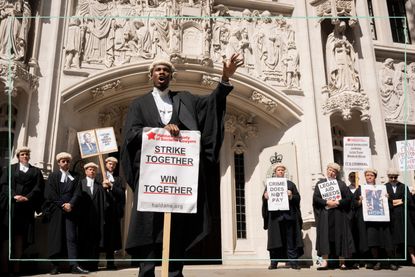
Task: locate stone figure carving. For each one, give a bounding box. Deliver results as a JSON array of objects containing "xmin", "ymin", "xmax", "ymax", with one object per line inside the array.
[
  {"xmin": 77, "ymin": 0, "xmax": 115, "ymax": 67},
  {"xmin": 64, "ymin": 18, "xmax": 83, "ymax": 69},
  {"xmin": 282, "ymin": 41, "xmax": 299, "ymax": 88},
  {"xmin": 0, "ymin": 0, "xmax": 31, "ymax": 61},
  {"xmin": 258, "ymin": 11, "xmax": 281, "ymax": 72},
  {"xmin": 409, "ymin": 62, "xmax": 415, "ymax": 121},
  {"xmin": 325, "ymin": 20, "xmax": 360, "ymax": 94}
]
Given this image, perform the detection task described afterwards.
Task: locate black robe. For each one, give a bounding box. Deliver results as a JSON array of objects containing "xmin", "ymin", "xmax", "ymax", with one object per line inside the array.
[
  {"xmin": 409, "ymin": 191, "xmax": 415, "ymax": 247},
  {"xmin": 77, "ymin": 178, "xmax": 107, "ymax": 261},
  {"xmin": 313, "ymin": 178, "xmax": 354, "ymax": 257},
  {"xmin": 97, "ymin": 174, "xmax": 126, "ymax": 251},
  {"xmin": 121, "ymin": 82, "xmax": 232, "ymax": 255},
  {"xmin": 353, "ymin": 186, "xmax": 393, "ymax": 252},
  {"xmin": 385, "ymin": 182, "xmax": 415, "ymax": 246},
  {"xmin": 262, "ymin": 180, "xmax": 304, "ymax": 256},
  {"xmin": 1, "ymin": 163, "xmax": 44, "ymax": 247},
  {"xmin": 42, "ymin": 170, "xmax": 81, "ymax": 258}
]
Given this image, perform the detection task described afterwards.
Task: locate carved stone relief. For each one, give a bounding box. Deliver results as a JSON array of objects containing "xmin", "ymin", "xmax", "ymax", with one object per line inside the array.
[
  {"xmin": 379, "ymin": 58, "xmax": 415, "ymax": 123},
  {"xmin": 309, "ymin": 0, "xmax": 357, "ymax": 27},
  {"xmin": 225, "ymin": 113, "xmax": 258, "ymax": 155},
  {"xmin": 90, "ymin": 79, "xmax": 121, "ymax": 99},
  {"xmin": 0, "ymin": 0, "xmax": 31, "ymax": 62},
  {"xmin": 64, "ymin": 1, "xmax": 301, "ymax": 91},
  {"xmin": 0, "ymin": 62, "xmax": 38, "ymax": 97},
  {"xmin": 250, "ymin": 90, "xmax": 277, "ymax": 113},
  {"xmin": 322, "ymin": 19, "xmax": 368, "ymax": 121}
]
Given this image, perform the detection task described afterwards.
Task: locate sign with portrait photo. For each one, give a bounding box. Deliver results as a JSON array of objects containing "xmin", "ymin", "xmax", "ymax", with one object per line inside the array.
[
  {"xmin": 266, "ymin": 178, "xmax": 289, "ymax": 211},
  {"xmin": 138, "ymin": 127, "xmax": 201, "ymax": 213},
  {"xmin": 362, "ymin": 185, "xmax": 390, "ymax": 222},
  {"xmin": 77, "ymin": 129, "xmax": 99, "ymax": 158}
]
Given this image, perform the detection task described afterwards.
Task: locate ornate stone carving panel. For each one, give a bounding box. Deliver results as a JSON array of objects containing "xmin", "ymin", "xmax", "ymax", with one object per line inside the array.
[
  {"xmin": 0, "ymin": 62, "xmax": 38, "ymax": 97},
  {"xmin": 63, "ymin": 0, "xmax": 301, "ymax": 91},
  {"xmin": 225, "ymin": 113, "xmax": 258, "ymax": 154},
  {"xmin": 379, "ymin": 59, "xmax": 415, "ymax": 124}
]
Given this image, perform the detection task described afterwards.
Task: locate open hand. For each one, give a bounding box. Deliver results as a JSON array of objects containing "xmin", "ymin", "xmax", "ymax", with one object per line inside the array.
[{"xmin": 222, "ymin": 53, "xmax": 244, "ymax": 81}]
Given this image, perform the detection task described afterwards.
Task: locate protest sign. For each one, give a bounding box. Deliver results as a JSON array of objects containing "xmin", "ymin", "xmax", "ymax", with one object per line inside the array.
[
  {"xmin": 138, "ymin": 127, "xmax": 200, "ymax": 213},
  {"xmin": 318, "ymin": 179, "xmax": 342, "ymax": 202},
  {"xmin": 362, "ymin": 185, "xmax": 390, "ymax": 222},
  {"xmin": 395, "ymin": 139, "xmax": 415, "ymax": 171},
  {"xmin": 343, "ymin": 136, "xmax": 372, "ymax": 187},
  {"xmin": 96, "ymin": 127, "xmax": 118, "ymax": 154},
  {"xmin": 266, "ymin": 178, "xmax": 289, "ymax": 211},
  {"xmin": 77, "ymin": 129, "xmax": 99, "ymax": 158}
]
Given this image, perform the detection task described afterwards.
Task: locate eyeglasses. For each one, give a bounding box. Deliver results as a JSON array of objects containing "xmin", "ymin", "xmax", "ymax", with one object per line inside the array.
[{"xmin": 388, "ymin": 176, "xmax": 398, "ymax": 180}]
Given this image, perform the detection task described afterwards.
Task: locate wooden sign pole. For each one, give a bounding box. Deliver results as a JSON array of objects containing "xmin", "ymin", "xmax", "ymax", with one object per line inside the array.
[
  {"xmin": 161, "ymin": 212, "xmax": 171, "ymax": 277},
  {"xmin": 98, "ymin": 154, "xmax": 107, "ymax": 181}
]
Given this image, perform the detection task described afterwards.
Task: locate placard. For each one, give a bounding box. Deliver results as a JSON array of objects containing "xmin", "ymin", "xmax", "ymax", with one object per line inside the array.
[
  {"xmin": 96, "ymin": 127, "xmax": 118, "ymax": 154},
  {"xmin": 77, "ymin": 129, "xmax": 99, "ymax": 158},
  {"xmin": 138, "ymin": 127, "xmax": 200, "ymax": 213},
  {"xmin": 318, "ymin": 179, "xmax": 342, "ymax": 201},
  {"xmin": 395, "ymin": 139, "xmax": 415, "ymax": 171},
  {"xmin": 266, "ymin": 178, "xmax": 289, "ymax": 211},
  {"xmin": 362, "ymin": 185, "xmax": 390, "ymax": 222}
]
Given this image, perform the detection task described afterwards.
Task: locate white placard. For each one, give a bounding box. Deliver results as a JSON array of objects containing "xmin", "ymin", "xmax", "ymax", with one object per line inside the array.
[
  {"xmin": 266, "ymin": 178, "xmax": 289, "ymax": 211},
  {"xmin": 137, "ymin": 127, "xmax": 200, "ymax": 213},
  {"xmin": 396, "ymin": 139, "xmax": 415, "ymax": 171},
  {"xmin": 96, "ymin": 127, "xmax": 118, "ymax": 154},
  {"xmin": 318, "ymin": 179, "xmax": 342, "ymax": 201},
  {"xmin": 362, "ymin": 185, "xmax": 390, "ymax": 222},
  {"xmin": 343, "ymin": 136, "xmax": 372, "ymax": 171}
]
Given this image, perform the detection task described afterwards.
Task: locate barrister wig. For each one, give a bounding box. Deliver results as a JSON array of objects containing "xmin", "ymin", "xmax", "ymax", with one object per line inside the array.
[
  {"xmin": 149, "ymin": 59, "xmax": 176, "ymax": 76},
  {"xmin": 105, "ymin": 157, "xmax": 118, "ymax": 164},
  {"xmin": 15, "ymin": 146, "xmax": 31, "ymax": 157},
  {"xmin": 327, "ymin": 162, "xmax": 341, "ymax": 173},
  {"xmin": 56, "ymin": 152, "xmax": 72, "ymax": 162},
  {"xmin": 364, "ymin": 168, "xmax": 378, "ymax": 177},
  {"xmin": 84, "ymin": 162, "xmax": 98, "ymax": 169},
  {"xmin": 387, "ymin": 168, "xmax": 400, "ymax": 176},
  {"xmin": 273, "ymin": 163, "xmax": 287, "ymax": 171}
]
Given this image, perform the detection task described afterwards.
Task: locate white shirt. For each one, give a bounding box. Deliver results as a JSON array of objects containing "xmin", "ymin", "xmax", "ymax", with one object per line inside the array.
[
  {"xmin": 86, "ymin": 177, "xmax": 94, "ymax": 194},
  {"xmin": 391, "ymin": 183, "xmax": 397, "ymax": 194},
  {"xmin": 19, "ymin": 163, "xmax": 29, "ymax": 173},
  {"xmin": 152, "ymin": 87, "xmax": 173, "ymax": 125},
  {"xmin": 106, "ymin": 171, "xmax": 115, "ymax": 183},
  {"xmin": 60, "ymin": 169, "xmax": 74, "ymax": 183}
]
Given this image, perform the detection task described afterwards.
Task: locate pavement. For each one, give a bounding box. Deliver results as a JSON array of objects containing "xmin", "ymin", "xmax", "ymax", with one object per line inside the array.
[{"xmin": 18, "ymin": 264, "xmax": 415, "ymax": 277}]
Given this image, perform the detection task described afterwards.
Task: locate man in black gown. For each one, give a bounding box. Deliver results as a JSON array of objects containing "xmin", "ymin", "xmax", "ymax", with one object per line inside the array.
[{"xmin": 121, "ymin": 53, "xmax": 243, "ymax": 277}]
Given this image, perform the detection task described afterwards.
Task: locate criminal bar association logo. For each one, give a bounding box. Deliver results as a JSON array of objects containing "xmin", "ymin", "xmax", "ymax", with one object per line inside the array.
[{"xmin": 270, "ymin": 152, "xmax": 283, "ymax": 164}]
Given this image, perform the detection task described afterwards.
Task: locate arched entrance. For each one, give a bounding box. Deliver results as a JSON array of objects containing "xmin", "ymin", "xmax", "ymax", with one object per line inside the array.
[{"xmin": 60, "ymin": 62, "xmax": 303, "ymax": 262}]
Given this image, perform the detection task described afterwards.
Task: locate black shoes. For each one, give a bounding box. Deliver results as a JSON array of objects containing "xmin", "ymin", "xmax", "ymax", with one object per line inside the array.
[
  {"xmin": 50, "ymin": 266, "xmax": 60, "ymax": 275},
  {"xmin": 71, "ymin": 265, "xmax": 89, "ymax": 274},
  {"xmin": 268, "ymin": 261, "xmax": 278, "ymax": 270},
  {"xmin": 290, "ymin": 263, "xmax": 301, "ymax": 270},
  {"xmin": 373, "ymin": 262, "xmax": 381, "ymax": 270},
  {"xmin": 390, "ymin": 264, "xmax": 398, "ymax": 271}
]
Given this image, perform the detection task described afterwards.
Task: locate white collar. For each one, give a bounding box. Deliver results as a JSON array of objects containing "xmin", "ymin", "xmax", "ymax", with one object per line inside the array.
[
  {"xmin": 86, "ymin": 177, "xmax": 94, "ymax": 186},
  {"xmin": 152, "ymin": 87, "xmax": 170, "ymax": 98},
  {"xmin": 19, "ymin": 163, "xmax": 29, "ymax": 172}
]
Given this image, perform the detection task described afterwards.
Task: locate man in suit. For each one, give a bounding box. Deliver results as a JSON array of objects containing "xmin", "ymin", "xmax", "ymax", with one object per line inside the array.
[
  {"xmin": 78, "ymin": 162, "xmax": 107, "ymax": 271},
  {"xmin": 121, "ymin": 53, "xmax": 243, "ymax": 277},
  {"xmin": 80, "ymin": 132, "xmax": 98, "ymax": 155},
  {"xmin": 43, "ymin": 152, "xmax": 89, "ymax": 274}
]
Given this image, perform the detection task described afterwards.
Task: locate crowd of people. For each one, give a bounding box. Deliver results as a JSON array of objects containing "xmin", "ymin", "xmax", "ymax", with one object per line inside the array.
[
  {"xmin": 0, "ymin": 148, "xmax": 125, "ymax": 275},
  {"xmin": 262, "ymin": 162, "xmax": 415, "ymax": 271}
]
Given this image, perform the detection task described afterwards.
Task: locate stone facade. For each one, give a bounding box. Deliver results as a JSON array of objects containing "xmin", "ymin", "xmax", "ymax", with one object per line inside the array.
[{"xmin": 1, "ymin": 0, "xmax": 415, "ymax": 267}]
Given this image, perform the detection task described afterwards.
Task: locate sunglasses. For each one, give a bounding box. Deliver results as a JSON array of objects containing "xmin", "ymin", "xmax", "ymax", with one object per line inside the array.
[{"xmin": 388, "ymin": 176, "xmax": 398, "ymax": 180}]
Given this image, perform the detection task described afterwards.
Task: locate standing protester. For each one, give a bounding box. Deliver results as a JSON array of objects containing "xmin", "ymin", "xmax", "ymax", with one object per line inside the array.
[
  {"xmin": 346, "ymin": 172, "xmax": 360, "ymax": 269},
  {"xmin": 354, "ymin": 168, "xmax": 396, "ymax": 270},
  {"xmin": 101, "ymin": 157, "xmax": 126, "ymax": 270},
  {"xmin": 0, "ymin": 147, "xmax": 44, "ymax": 275},
  {"xmin": 43, "ymin": 152, "xmax": 89, "ymax": 274},
  {"xmin": 78, "ymin": 162, "xmax": 107, "ymax": 271},
  {"xmin": 121, "ymin": 53, "xmax": 243, "ymax": 277},
  {"xmin": 0, "ymin": 165, "xmax": 8, "ymax": 276},
  {"xmin": 313, "ymin": 163, "xmax": 354, "ymax": 270},
  {"xmin": 385, "ymin": 168, "xmax": 415, "ymax": 266},
  {"xmin": 262, "ymin": 163, "xmax": 303, "ymax": 270}
]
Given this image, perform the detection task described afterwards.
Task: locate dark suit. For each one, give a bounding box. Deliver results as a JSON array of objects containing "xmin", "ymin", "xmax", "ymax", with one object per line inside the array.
[
  {"xmin": 43, "ymin": 171, "xmax": 81, "ymax": 265},
  {"xmin": 121, "ymin": 82, "xmax": 233, "ymax": 277},
  {"xmin": 78, "ymin": 178, "xmax": 107, "ymax": 271},
  {"xmin": 1, "ymin": 163, "xmax": 44, "ymax": 251}
]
